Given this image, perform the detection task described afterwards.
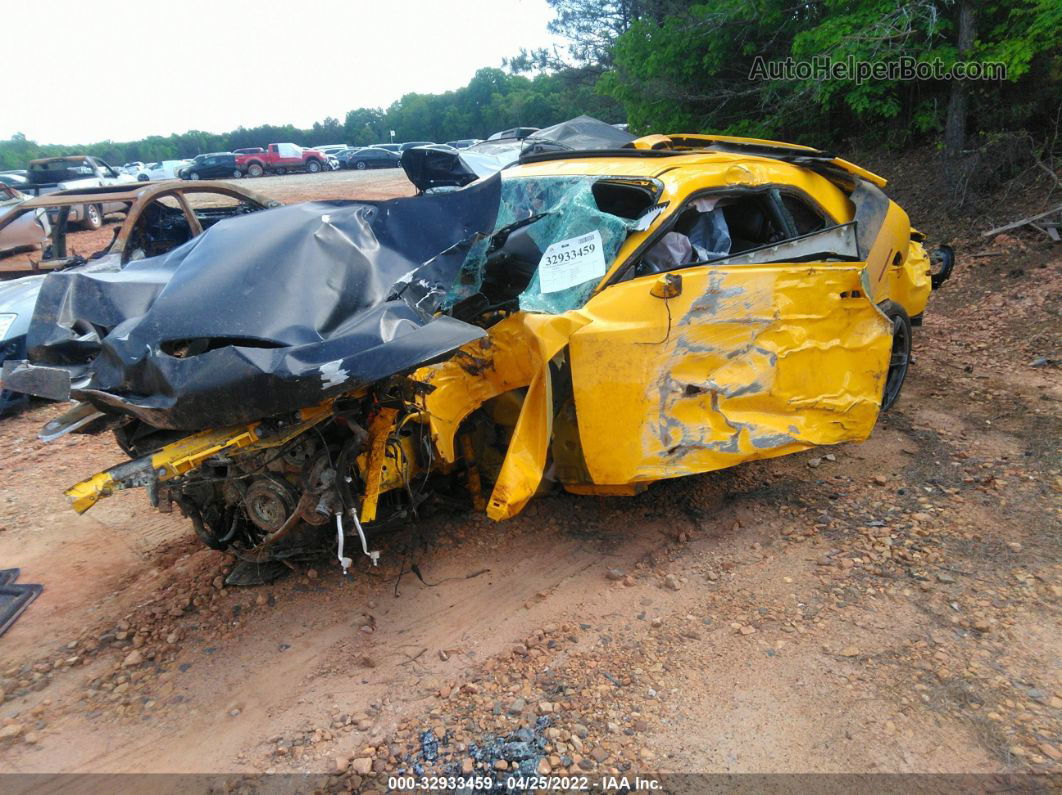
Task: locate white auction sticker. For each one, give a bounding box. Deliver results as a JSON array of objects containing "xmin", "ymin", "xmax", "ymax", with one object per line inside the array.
[{"xmin": 537, "ymin": 230, "xmax": 606, "ymax": 293}]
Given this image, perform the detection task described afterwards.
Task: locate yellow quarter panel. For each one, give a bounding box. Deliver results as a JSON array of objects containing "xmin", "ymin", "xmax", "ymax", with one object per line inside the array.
[
  {"xmin": 568, "ymin": 264, "xmax": 891, "ymax": 485},
  {"xmin": 865, "ymin": 199, "xmax": 913, "ymax": 302},
  {"xmin": 885, "ymin": 240, "xmax": 932, "ymax": 318}
]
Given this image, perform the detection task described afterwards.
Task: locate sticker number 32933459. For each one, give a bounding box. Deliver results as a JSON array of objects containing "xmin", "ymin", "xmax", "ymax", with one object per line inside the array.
[{"xmin": 537, "ymin": 230, "xmax": 606, "ymax": 294}]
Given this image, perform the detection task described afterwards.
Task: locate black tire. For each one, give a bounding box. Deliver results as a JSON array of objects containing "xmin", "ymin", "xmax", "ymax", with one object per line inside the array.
[
  {"xmin": 247, "ymin": 163, "xmax": 264, "ymax": 178},
  {"xmin": 879, "ymin": 301, "xmax": 912, "ymax": 411},
  {"xmin": 189, "ymin": 171, "xmax": 201, "ymax": 181},
  {"xmin": 306, "ymin": 159, "xmax": 322, "ymax": 173},
  {"xmin": 80, "ymin": 203, "xmax": 102, "ymax": 230},
  {"xmin": 275, "ymin": 167, "xmax": 286, "ymax": 176},
  {"xmin": 355, "ymin": 160, "xmax": 367, "ymax": 170},
  {"xmin": 232, "ymin": 169, "xmax": 242, "ymax": 178}
]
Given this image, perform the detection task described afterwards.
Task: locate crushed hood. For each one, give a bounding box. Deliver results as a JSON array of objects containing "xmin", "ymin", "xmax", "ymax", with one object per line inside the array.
[{"xmin": 22, "ymin": 176, "xmax": 504, "ymax": 429}]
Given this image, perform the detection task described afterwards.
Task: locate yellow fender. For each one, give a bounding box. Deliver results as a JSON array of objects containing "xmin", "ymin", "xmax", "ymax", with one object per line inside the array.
[{"xmin": 418, "ymin": 312, "xmax": 588, "ymax": 520}]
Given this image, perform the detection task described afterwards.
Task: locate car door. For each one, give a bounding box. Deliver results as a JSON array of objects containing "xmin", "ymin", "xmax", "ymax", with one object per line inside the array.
[{"xmin": 565, "ymin": 189, "xmax": 893, "ymax": 486}]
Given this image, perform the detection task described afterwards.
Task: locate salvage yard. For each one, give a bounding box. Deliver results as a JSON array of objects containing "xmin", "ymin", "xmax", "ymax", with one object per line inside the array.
[
  {"xmin": 0, "ymin": 162, "xmax": 1059, "ymax": 786},
  {"xmin": 0, "ymin": 170, "xmax": 415, "ymax": 275}
]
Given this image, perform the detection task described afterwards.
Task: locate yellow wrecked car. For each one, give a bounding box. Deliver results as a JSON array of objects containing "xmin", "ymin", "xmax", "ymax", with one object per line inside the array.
[{"xmin": 4, "ymin": 120, "xmax": 953, "ymax": 572}]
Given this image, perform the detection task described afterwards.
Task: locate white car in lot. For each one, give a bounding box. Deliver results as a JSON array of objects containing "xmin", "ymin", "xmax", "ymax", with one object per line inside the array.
[
  {"xmin": 121, "ymin": 162, "xmax": 147, "ymax": 177},
  {"xmin": 138, "ymin": 160, "xmax": 192, "ymax": 182}
]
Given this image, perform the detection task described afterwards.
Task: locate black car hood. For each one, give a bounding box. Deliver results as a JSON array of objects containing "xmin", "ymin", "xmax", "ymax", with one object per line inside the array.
[{"xmin": 24, "ymin": 175, "xmax": 502, "ymax": 429}]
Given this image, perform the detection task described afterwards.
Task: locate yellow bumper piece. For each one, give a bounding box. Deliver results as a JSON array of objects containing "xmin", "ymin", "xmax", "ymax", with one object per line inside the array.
[{"xmin": 65, "ymin": 402, "xmax": 334, "ymax": 514}]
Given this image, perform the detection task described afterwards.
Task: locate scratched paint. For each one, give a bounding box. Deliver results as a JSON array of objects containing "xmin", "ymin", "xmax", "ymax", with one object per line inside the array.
[
  {"xmin": 567, "ymin": 263, "xmax": 892, "ymax": 486},
  {"xmin": 319, "ymin": 360, "xmax": 349, "ymax": 389}
]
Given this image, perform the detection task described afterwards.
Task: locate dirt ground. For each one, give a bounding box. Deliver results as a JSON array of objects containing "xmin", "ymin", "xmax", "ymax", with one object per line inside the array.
[{"xmin": 0, "ymin": 162, "xmax": 1058, "ymax": 789}]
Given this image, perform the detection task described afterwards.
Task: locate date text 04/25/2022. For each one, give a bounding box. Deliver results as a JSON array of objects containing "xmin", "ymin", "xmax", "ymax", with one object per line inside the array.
[{"xmin": 387, "ymin": 774, "xmax": 663, "ymax": 791}]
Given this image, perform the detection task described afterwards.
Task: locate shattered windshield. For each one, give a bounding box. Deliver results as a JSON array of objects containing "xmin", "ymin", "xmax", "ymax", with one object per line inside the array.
[{"xmin": 451, "ymin": 175, "xmax": 639, "ymax": 315}]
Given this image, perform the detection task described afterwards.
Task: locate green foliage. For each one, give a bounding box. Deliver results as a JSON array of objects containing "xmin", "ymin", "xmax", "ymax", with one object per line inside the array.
[
  {"xmin": 600, "ymin": 1, "xmax": 820, "ymax": 137},
  {"xmin": 601, "ymin": 0, "xmax": 1061, "ymax": 146},
  {"xmin": 380, "ymin": 68, "xmax": 622, "ymax": 145}
]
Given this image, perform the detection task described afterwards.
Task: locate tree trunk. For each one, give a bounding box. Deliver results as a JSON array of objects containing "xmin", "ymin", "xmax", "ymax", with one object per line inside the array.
[{"xmin": 944, "ymin": 1, "xmax": 977, "ymax": 158}]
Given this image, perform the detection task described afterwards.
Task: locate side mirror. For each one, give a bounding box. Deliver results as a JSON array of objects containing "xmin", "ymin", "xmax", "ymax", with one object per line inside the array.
[{"xmin": 650, "ymin": 272, "xmax": 682, "ymax": 299}]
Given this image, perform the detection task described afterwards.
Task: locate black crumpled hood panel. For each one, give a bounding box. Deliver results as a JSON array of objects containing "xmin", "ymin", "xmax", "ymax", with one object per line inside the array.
[{"xmin": 27, "ymin": 176, "xmax": 502, "ymax": 429}]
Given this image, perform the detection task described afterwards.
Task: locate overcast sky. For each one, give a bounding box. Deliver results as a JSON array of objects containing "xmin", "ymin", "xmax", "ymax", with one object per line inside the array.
[{"xmin": 2, "ymin": 0, "xmax": 560, "ymax": 145}]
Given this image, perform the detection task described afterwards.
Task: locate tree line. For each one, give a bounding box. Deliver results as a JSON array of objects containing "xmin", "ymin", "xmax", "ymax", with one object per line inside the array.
[
  {"xmin": 2, "ymin": 1, "xmax": 1057, "ymax": 172},
  {"xmin": 0, "ymin": 68, "xmax": 621, "ymax": 171}
]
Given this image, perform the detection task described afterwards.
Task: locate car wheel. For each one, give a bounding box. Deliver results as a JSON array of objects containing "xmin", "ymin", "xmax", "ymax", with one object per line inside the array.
[
  {"xmin": 275, "ymin": 167, "xmax": 286, "ymax": 176},
  {"xmin": 190, "ymin": 172, "xmax": 201, "ymax": 181},
  {"xmin": 232, "ymin": 170, "xmax": 242, "ymax": 178},
  {"xmin": 879, "ymin": 301, "xmax": 912, "ymax": 411},
  {"xmin": 306, "ymin": 159, "xmax": 321, "ymax": 173},
  {"xmin": 81, "ymin": 203, "xmax": 103, "ymax": 230},
  {"xmin": 356, "ymin": 161, "xmax": 367, "ymax": 170},
  {"xmin": 247, "ymin": 163, "xmax": 264, "ymax": 178},
  {"xmin": 137, "ymin": 173, "xmax": 149, "ymax": 182}
]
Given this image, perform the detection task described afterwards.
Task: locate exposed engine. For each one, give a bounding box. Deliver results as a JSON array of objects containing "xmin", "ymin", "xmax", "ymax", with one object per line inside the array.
[{"xmin": 135, "ymin": 380, "xmax": 444, "ymax": 566}]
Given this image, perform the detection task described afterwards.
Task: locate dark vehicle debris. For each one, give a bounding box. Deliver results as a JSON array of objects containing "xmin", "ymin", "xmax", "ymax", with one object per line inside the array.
[{"xmin": 0, "ymin": 568, "xmax": 42, "ymax": 637}]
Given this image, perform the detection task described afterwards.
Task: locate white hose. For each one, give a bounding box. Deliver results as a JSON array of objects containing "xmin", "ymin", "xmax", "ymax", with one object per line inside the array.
[
  {"xmin": 335, "ymin": 514, "xmax": 352, "ymax": 575},
  {"xmin": 348, "ymin": 509, "xmax": 380, "ymax": 567}
]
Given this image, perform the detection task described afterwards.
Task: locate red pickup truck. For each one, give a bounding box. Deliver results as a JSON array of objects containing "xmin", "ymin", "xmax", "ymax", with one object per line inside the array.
[{"xmin": 236, "ymin": 144, "xmax": 328, "ymax": 177}]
